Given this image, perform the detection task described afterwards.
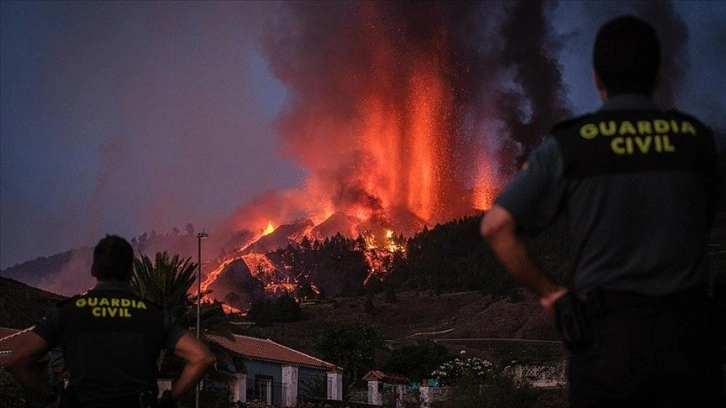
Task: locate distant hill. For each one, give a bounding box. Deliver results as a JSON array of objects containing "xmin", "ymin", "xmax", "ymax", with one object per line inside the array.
[
  {"xmin": 0, "ymin": 248, "xmax": 94, "ymax": 296},
  {"xmin": 0, "ymin": 276, "xmax": 65, "ymax": 329}
]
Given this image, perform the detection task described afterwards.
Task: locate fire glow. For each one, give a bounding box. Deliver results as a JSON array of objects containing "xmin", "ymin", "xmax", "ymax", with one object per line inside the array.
[
  {"xmin": 200, "ymin": 1, "xmax": 572, "ymax": 308},
  {"xmin": 262, "ymin": 222, "xmax": 275, "ymax": 236}
]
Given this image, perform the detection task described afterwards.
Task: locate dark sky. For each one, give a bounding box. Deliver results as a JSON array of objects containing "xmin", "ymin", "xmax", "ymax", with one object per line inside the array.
[{"xmin": 2, "ymin": 0, "xmax": 725, "ymax": 269}]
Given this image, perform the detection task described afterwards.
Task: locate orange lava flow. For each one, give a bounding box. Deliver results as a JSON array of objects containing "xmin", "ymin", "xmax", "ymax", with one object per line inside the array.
[{"xmin": 200, "ymin": 259, "xmax": 232, "ymax": 298}]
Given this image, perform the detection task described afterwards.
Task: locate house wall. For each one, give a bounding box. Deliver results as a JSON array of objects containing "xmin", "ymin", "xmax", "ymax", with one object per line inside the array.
[
  {"xmin": 282, "ymin": 366, "xmax": 298, "ymax": 407},
  {"xmin": 245, "ymin": 360, "xmax": 283, "ymax": 406},
  {"xmin": 244, "ymin": 361, "xmax": 333, "ymax": 406},
  {"xmin": 231, "ymin": 373, "xmax": 247, "ymax": 403},
  {"xmin": 298, "ymin": 367, "xmax": 328, "ymax": 398},
  {"xmin": 246, "ymin": 360, "xmax": 282, "ymax": 380}
]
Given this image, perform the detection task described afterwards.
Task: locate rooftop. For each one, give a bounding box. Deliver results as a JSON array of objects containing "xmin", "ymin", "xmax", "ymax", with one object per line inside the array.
[
  {"xmin": 0, "ymin": 327, "xmax": 338, "ymax": 372},
  {"xmin": 210, "ymin": 333, "xmax": 338, "ymax": 371}
]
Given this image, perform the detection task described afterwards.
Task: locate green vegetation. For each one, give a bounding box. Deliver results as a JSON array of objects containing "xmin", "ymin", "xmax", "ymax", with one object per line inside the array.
[
  {"xmin": 314, "ymin": 319, "xmax": 386, "ymax": 394},
  {"xmin": 263, "ymin": 214, "xmax": 571, "ymax": 302},
  {"xmin": 133, "ymin": 252, "xmax": 197, "ymax": 318},
  {"xmin": 133, "ymin": 252, "xmax": 244, "ymax": 380},
  {"xmin": 271, "ymin": 233, "xmax": 370, "ymax": 298},
  {"xmin": 431, "ymin": 370, "xmax": 540, "ymax": 408},
  {"xmin": 246, "ymin": 291, "xmax": 301, "ymax": 326},
  {"xmin": 382, "ymin": 341, "xmax": 454, "ymax": 383}
]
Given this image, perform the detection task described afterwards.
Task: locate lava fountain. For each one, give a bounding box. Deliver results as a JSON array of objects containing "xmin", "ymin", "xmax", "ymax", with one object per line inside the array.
[
  {"xmin": 204, "ymin": 1, "xmax": 571, "ymax": 307},
  {"xmin": 236, "ymin": 0, "xmax": 569, "ymax": 233}
]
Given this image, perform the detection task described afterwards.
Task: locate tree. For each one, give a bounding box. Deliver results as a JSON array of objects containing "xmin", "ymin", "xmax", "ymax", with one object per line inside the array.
[
  {"xmin": 133, "ymin": 252, "xmax": 243, "ymax": 380},
  {"xmin": 383, "ymin": 341, "xmax": 454, "ymax": 382},
  {"xmin": 314, "ymin": 319, "xmax": 385, "ymax": 393},
  {"xmin": 246, "ymin": 292, "xmax": 301, "ymax": 326},
  {"xmin": 133, "ymin": 252, "xmax": 196, "ymax": 318}
]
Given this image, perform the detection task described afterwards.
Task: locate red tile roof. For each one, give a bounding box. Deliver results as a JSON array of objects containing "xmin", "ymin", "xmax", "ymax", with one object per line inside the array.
[
  {"xmin": 0, "ymin": 327, "xmax": 22, "ymax": 341},
  {"xmin": 210, "ymin": 334, "xmax": 339, "ymax": 371},
  {"xmin": 1, "ymin": 327, "xmax": 339, "ymax": 373},
  {"xmin": 363, "ymin": 370, "xmax": 409, "ymax": 384}
]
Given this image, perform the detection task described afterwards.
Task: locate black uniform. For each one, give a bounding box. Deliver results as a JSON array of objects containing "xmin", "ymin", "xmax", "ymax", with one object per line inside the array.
[
  {"xmin": 33, "ymin": 282, "xmax": 186, "ymax": 407},
  {"xmin": 495, "ymin": 93, "xmax": 724, "ymax": 406}
]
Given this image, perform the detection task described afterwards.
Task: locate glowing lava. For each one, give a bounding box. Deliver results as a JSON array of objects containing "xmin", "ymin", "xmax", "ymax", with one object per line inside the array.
[
  {"xmin": 199, "ymin": 1, "xmax": 574, "ymax": 309},
  {"xmin": 262, "ymin": 221, "xmax": 275, "ymax": 236}
]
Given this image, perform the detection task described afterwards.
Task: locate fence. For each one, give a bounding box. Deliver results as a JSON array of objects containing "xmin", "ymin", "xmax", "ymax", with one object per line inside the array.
[
  {"xmin": 503, "ymin": 360, "xmax": 567, "ymax": 388},
  {"xmin": 433, "ymin": 338, "xmax": 567, "ymax": 363},
  {"xmin": 244, "ymin": 378, "xmax": 286, "ymax": 407}
]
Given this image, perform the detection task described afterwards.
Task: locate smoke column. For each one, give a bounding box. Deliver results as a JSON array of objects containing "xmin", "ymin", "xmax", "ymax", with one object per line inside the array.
[{"xmin": 231, "ymin": 0, "xmax": 570, "ymax": 235}]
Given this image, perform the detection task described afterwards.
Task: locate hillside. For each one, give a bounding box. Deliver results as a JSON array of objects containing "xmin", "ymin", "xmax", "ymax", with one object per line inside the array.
[
  {"xmin": 0, "ymin": 273, "xmax": 562, "ymax": 366},
  {"xmin": 0, "ymin": 277, "xmax": 65, "ymax": 329},
  {"xmin": 240, "ymin": 289, "xmax": 565, "ymax": 365}
]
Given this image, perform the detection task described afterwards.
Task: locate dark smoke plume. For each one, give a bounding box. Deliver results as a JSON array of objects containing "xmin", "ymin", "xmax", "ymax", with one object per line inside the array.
[{"xmin": 257, "ymin": 0, "xmax": 570, "ymax": 224}]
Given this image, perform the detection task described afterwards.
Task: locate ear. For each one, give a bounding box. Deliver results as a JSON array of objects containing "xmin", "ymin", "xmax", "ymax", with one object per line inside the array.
[
  {"xmin": 91, "ymin": 265, "xmax": 97, "ymax": 278},
  {"xmin": 592, "ymin": 69, "xmax": 609, "ymax": 101}
]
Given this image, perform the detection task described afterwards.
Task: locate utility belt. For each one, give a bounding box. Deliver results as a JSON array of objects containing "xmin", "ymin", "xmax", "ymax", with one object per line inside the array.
[
  {"xmin": 554, "ymin": 285, "xmax": 710, "ymax": 352},
  {"xmin": 584, "ymin": 285, "xmax": 708, "ymax": 316}
]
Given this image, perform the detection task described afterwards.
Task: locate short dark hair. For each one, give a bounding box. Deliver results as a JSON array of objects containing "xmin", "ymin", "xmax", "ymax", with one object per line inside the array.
[
  {"xmin": 93, "ymin": 235, "xmax": 134, "ymax": 281},
  {"xmin": 593, "ymin": 15, "xmax": 661, "ymax": 96}
]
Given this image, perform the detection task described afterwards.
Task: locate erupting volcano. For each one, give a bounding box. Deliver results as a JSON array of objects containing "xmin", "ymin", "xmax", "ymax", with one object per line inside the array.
[
  {"xmin": 194, "ymin": 1, "xmax": 573, "ymax": 309},
  {"xmin": 227, "ymin": 0, "xmax": 567, "ymax": 238}
]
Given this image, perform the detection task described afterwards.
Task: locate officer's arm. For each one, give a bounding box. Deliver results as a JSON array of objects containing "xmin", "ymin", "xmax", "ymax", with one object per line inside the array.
[
  {"xmin": 2, "ymin": 331, "xmax": 57, "ymax": 400},
  {"xmin": 481, "ymin": 204, "xmax": 567, "ymax": 313},
  {"xmin": 169, "ymin": 332, "xmax": 215, "ymax": 401}
]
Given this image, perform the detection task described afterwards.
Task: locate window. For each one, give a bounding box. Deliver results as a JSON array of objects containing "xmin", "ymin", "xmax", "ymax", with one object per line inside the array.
[{"xmin": 254, "ymin": 375, "xmax": 273, "ymax": 404}]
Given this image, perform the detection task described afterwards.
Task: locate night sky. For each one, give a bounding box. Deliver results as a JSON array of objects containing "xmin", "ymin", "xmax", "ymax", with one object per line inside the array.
[{"xmin": 2, "ymin": 1, "xmax": 725, "ymax": 270}]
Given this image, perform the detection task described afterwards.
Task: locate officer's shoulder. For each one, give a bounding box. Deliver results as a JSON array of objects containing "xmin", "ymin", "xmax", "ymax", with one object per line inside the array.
[
  {"xmin": 55, "ymin": 287, "xmax": 98, "ymax": 306},
  {"xmin": 666, "ymin": 109, "xmax": 709, "ymax": 126},
  {"xmin": 550, "ymin": 113, "xmax": 594, "ymax": 134},
  {"xmin": 56, "ymin": 294, "xmax": 83, "ymax": 307},
  {"xmin": 109, "ymin": 289, "xmax": 167, "ymax": 310},
  {"xmin": 138, "ymin": 297, "xmax": 166, "ymax": 310}
]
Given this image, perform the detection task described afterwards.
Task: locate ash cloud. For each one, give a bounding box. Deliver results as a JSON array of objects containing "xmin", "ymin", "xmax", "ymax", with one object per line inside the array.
[
  {"xmin": 255, "ymin": 0, "xmax": 570, "ymax": 225},
  {"xmin": 4, "ymin": 0, "xmax": 719, "ymax": 279}
]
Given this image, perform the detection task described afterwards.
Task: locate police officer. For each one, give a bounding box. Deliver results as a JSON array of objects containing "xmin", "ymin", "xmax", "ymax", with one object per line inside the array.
[
  {"xmin": 4, "ymin": 235, "xmax": 214, "ymax": 407},
  {"xmin": 480, "ymin": 15, "xmax": 725, "ymax": 407}
]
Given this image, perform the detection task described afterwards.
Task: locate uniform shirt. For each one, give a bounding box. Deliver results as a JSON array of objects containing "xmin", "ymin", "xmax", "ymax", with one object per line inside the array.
[
  {"xmin": 495, "ymin": 94, "xmax": 720, "ymax": 295},
  {"xmin": 33, "ymin": 282, "xmax": 187, "ymax": 406}
]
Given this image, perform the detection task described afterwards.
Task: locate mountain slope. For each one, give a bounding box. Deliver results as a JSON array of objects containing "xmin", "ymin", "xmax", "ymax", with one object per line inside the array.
[
  {"xmin": 0, "ymin": 277, "xmax": 65, "ymax": 329},
  {"xmin": 241, "ymin": 289, "xmax": 563, "ymax": 365}
]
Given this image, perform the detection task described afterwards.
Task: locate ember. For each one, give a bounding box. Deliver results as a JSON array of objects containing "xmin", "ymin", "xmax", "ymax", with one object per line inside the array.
[{"xmin": 203, "ymin": 1, "xmax": 571, "ymax": 308}]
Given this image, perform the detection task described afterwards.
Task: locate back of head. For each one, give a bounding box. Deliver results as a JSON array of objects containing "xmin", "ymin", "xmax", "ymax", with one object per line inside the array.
[
  {"xmin": 93, "ymin": 235, "xmax": 134, "ymax": 282},
  {"xmin": 593, "ymin": 15, "xmax": 661, "ymax": 96}
]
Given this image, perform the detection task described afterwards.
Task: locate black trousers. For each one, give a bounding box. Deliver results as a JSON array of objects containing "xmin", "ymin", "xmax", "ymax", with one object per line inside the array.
[
  {"xmin": 63, "ymin": 388, "xmax": 157, "ymax": 408},
  {"xmin": 568, "ymin": 288, "xmax": 725, "ymax": 408}
]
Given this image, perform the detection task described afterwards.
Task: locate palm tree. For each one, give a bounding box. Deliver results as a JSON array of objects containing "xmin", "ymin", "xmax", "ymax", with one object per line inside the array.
[
  {"xmin": 133, "ymin": 252, "xmax": 196, "ymax": 318},
  {"xmin": 132, "ymin": 252, "xmax": 245, "ymax": 380}
]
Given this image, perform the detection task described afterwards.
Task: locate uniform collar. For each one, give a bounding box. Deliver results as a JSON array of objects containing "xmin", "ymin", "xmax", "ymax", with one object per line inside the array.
[
  {"xmin": 600, "ymin": 93, "xmax": 659, "ymax": 111},
  {"xmin": 91, "ymin": 281, "xmax": 133, "ymax": 292}
]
